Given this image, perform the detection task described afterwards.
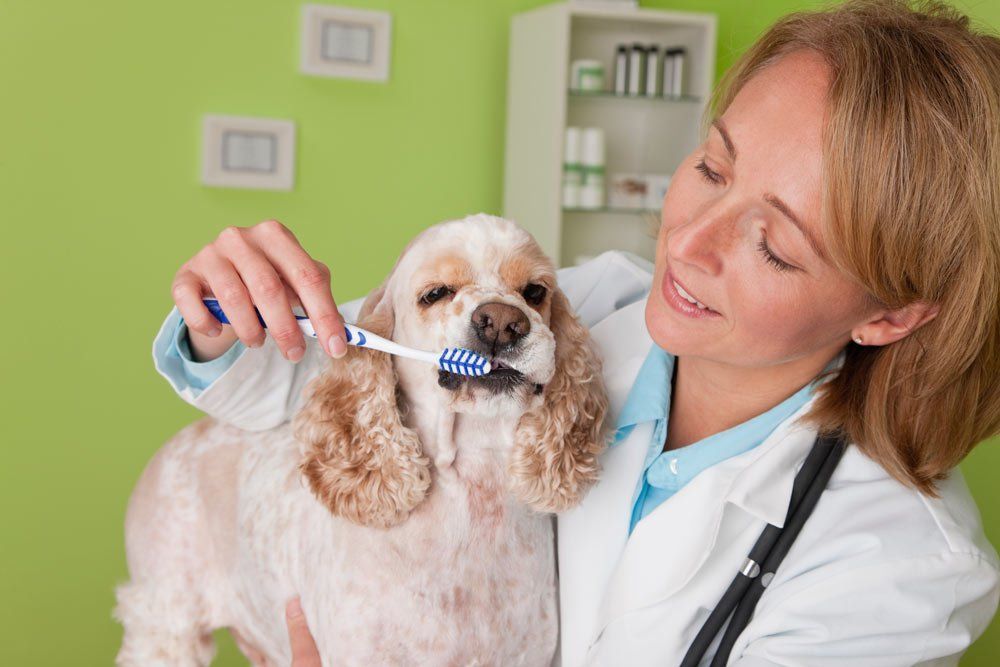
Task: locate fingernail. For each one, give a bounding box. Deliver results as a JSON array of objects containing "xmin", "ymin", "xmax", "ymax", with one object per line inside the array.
[
  {"xmin": 287, "ymin": 598, "xmax": 303, "ymax": 618},
  {"xmin": 207, "ymin": 327, "xmax": 222, "ymax": 337},
  {"xmin": 328, "ymin": 334, "xmax": 347, "ymax": 358},
  {"xmin": 287, "ymin": 346, "xmax": 304, "ymax": 363}
]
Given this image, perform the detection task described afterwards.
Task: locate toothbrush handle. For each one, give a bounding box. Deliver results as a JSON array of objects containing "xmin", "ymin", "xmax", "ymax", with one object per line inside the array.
[
  {"xmin": 342, "ymin": 323, "xmax": 439, "ymax": 365},
  {"xmin": 201, "ymin": 298, "xmax": 437, "ymax": 365},
  {"xmin": 202, "ymin": 297, "xmax": 312, "ymax": 334}
]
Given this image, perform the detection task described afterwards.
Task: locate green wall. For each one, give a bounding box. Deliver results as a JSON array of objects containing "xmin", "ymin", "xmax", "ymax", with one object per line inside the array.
[{"xmin": 2, "ymin": 1, "xmax": 997, "ymax": 664}]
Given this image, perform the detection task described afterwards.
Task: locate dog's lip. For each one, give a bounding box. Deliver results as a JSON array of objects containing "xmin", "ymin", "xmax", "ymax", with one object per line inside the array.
[
  {"xmin": 488, "ymin": 359, "xmax": 517, "ymax": 373},
  {"xmin": 437, "ymin": 356, "xmax": 526, "ymax": 382},
  {"xmin": 482, "ymin": 361, "xmax": 524, "ymax": 379}
]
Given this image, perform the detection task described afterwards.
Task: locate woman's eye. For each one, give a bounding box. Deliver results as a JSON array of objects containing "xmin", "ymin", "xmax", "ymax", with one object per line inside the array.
[
  {"xmin": 693, "ymin": 156, "xmax": 798, "ymax": 273},
  {"xmin": 756, "ymin": 235, "xmax": 797, "ymax": 273},
  {"xmin": 694, "ymin": 157, "xmax": 722, "ymax": 185},
  {"xmin": 522, "ymin": 283, "xmax": 548, "ymax": 305},
  {"xmin": 420, "ymin": 285, "xmax": 454, "ymax": 306}
]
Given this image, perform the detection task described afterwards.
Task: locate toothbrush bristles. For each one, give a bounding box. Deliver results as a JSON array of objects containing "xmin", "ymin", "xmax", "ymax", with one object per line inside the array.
[{"xmin": 439, "ymin": 348, "xmax": 492, "ymax": 376}]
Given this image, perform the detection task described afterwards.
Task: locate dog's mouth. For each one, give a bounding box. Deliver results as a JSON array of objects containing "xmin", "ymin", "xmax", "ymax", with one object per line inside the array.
[{"xmin": 438, "ymin": 359, "xmax": 543, "ymax": 395}]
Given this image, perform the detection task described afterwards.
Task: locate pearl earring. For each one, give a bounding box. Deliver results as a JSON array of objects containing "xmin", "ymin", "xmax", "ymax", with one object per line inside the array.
[{"xmin": 853, "ymin": 334, "xmax": 863, "ymax": 345}]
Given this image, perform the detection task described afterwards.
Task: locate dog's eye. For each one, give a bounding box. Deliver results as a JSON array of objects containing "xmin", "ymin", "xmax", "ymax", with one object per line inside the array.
[
  {"xmin": 522, "ymin": 283, "xmax": 548, "ymax": 305},
  {"xmin": 420, "ymin": 285, "xmax": 454, "ymax": 306}
]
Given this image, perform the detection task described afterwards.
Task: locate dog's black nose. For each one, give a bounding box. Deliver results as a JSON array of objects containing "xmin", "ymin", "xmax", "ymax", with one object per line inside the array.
[{"xmin": 471, "ymin": 302, "xmax": 530, "ymax": 352}]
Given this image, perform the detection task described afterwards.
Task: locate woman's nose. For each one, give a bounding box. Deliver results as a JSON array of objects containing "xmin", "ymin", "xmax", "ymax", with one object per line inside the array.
[{"xmin": 666, "ymin": 201, "xmax": 741, "ymax": 274}]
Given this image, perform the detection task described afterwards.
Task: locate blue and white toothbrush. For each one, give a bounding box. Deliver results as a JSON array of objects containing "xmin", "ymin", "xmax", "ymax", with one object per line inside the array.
[{"xmin": 201, "ymin": 297, "xmax": 492, "ymax": 377}]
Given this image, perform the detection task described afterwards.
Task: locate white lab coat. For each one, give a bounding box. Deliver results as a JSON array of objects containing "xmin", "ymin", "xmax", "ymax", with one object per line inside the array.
[{"xmin": 153, "ymin": 250, "xmax": 1000, "ymax": 666}]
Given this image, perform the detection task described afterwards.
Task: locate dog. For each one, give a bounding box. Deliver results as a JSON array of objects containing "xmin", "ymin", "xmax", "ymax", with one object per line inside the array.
[{"xmin": 114, "ymin": 214, "xmax": 610, "ymax": 666}]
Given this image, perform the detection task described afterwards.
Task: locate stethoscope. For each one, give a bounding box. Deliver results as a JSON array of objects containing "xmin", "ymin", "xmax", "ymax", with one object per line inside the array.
[{"xmin": 679, "ymin": 430, "xmax": 849, "ymax": 667}]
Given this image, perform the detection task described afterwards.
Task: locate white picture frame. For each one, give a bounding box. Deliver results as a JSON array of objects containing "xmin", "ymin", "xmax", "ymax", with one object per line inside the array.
[
  {"xmin": 201, "ymin": 114, "xmax": 296, "ymax": 191},
  {"xmin": 300, "ymin": 4, "xmax": 392, "ymax": 81}
]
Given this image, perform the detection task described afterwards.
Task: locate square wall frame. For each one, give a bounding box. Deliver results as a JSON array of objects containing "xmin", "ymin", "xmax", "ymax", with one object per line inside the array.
[
  {"xmin": 300, "ymin": 4, "xmax": 392, "ymax": 81},
  {"xmin": 201, "ymin": 114, "xmax": 296, "ymax": 191}
]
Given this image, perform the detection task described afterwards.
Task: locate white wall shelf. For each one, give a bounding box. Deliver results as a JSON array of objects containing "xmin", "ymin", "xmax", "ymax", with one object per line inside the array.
[
  {"xmin": 502, "ymin": 2, "xmax": 717, "ymax": 266},
  {"xmin": 567, "ymin": 89, "xmax": 702, "ymax": 104},
  {"xmin": 563, "ymin": 206, "xmax": 659, "ymax": 214}
]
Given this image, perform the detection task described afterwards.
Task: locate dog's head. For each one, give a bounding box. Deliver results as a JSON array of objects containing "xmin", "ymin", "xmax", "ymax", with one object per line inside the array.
[{"xmin": 292, "ymin": 214, "xmax": 609, "ymax": 528}]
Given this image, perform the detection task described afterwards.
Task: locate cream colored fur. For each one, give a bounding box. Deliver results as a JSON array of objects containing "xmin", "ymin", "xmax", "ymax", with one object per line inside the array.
[{"xmin": 114, "ymin": 214, "xmax": 609, "ymax": 666}]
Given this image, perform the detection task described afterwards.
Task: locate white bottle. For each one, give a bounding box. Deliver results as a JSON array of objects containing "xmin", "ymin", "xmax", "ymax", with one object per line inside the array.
[
  {"xmin": 669, "ymin": 47, "xmax": 686, "ymax": 97},
  {"xmin": 562, "ymin": 127, "xmax": 583, "ymax": 208},
  {"xmin": 613, "ymin": 45, "xmax": 629, "ymax": 95},
  {"xmin": 661, "ymin": 49, "xmax": 674, "ymax": 98},
  {"xmin": 644, "ymin": 45, "xmax": 661, "ymax": 97},
  {"xmin": 627, "ymin": 44, "xmax": 645, "ymax": 96},
  {"xmin": 579, "ymin": 127, "xmax": 605, "ymax": 209}
]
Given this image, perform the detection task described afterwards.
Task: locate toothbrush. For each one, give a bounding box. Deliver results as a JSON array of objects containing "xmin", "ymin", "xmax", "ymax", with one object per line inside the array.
[{"xmin": 201, "ymin": 297, "xmax": 492, "ymax": 377}]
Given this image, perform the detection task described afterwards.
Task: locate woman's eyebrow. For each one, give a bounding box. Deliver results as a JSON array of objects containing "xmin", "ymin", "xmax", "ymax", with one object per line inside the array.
[{"xmin": 711, "ymin": 117, "xmax": 827, "ymax": 261}]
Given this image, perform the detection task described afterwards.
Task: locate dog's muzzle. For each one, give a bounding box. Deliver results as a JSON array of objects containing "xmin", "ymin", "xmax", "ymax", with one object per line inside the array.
[{"xmin": 437, "ymin": 301, "xmax": 544, "ymax": 396}]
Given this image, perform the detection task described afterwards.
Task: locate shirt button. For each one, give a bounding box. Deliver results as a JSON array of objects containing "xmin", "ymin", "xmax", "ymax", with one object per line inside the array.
[{"xmin": 669, "ymin": 457, "xmax": 679, "ymax": 475}]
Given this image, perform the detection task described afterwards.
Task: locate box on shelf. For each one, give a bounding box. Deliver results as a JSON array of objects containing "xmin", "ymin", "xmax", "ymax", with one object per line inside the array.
[
  {"xmin": 645, "ymin": 173, "xmax": 672, "ymax": 210},
  {"xmin": 608, "ymin": 172, "xmax": 672, "ymax": 210},
  {"xmin": 608, "ymin": 173, "xmax": 648, "ymax": 209}
]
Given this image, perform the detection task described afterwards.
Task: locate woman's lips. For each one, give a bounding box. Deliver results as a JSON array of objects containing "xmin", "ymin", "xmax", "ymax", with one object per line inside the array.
[{"xmin": 662, "ymin": 270, "xmax": 723, "ymax": 319}]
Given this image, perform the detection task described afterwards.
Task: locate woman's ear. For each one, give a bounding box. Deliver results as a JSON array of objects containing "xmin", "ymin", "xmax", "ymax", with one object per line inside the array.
[
  {"xmin": 507, "ymin": 287, "xmax": 610, "ymax": 513},
  {"xmin": 291, "ymin": 282, "xmax": 431, "ymax": 528}
]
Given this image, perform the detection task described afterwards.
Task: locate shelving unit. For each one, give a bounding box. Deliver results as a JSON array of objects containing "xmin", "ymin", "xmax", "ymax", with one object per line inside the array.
[{"xmin": 502, "ymin": 2, "xmax": 717, "ymax": 266}]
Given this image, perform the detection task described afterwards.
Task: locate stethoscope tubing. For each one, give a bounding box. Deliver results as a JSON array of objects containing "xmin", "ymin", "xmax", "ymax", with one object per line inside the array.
[
  {"xmin": 679, "ymin": 431, "xmax": 848, "ymax": 667},
  {"xmin": 710, "ymin": 435, "xmax": 847, "ymax": 665}
]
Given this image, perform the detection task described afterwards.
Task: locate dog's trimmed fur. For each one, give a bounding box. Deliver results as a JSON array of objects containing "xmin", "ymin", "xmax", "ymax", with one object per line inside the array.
[{"xmin": 114, "ymin": 214, "xmax": 609, "ymax": 666}]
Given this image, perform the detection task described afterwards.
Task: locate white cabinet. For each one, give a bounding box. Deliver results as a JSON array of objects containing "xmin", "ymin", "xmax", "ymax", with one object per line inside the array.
[{"xmin": 502, "ymin": 2, "xmax": 717, "ymax": 266}]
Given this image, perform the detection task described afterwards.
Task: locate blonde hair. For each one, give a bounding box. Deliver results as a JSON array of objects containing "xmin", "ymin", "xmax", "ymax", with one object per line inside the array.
[{"xmin": 704, "ymin": 0, "xmax": 1000, "ymax": 496}]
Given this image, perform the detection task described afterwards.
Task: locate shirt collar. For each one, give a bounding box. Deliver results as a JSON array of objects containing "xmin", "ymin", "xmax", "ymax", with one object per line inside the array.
[
  {"xmin": 611, "ymin": 346, "xmax": 847, "ymax": 446},
  {"xmin": 613, "ymin": 345, "xmax": 674, "ymax": 443}
]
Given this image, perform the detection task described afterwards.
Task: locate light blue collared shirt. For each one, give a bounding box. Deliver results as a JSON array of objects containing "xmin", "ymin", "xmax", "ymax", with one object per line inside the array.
[{"xmin": 615, "ymin": 345, "xmax": 845, "ymax": 535}]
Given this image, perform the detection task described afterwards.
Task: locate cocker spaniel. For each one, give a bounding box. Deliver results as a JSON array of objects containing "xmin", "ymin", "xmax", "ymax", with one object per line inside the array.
[{"xmin": 114, "ymin": 214, "xmax": 610, "ymax": 666}]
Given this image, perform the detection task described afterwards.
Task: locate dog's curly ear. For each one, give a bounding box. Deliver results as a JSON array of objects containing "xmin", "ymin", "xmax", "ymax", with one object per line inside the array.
[
  {"xmin": 292, "ymin": 282, "xmax": 431, "ymax": 528},
  {"xmin": 508, "ymin": 287, "xmax": 609, "ymax": 513}
]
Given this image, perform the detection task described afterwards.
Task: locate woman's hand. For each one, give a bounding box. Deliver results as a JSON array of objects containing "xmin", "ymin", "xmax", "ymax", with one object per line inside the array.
[
  {"xmin": 171, "ymin": 220, "xmax": 348, "ymax": 363},
  {"xmin": 285, "ymin": 597, "xmax": 322, "ymax": 667}
]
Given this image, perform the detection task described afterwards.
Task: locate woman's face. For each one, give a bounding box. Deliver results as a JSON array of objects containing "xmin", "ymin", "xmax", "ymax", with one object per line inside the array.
[{"xmin": 646, "ymin": 49, "xmax": 874, "ymax": 367}]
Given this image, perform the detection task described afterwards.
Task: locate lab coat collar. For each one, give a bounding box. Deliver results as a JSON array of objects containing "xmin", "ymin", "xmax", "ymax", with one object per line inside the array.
[
  {"xmin": 611, "ymin": 344, "xmax": 847, "ymax": 529},
  {"xmin": 595, "ymin": 392, "xmax": 834, "ymax": 637},
  {"xmin": 725, "ymin": 349, "xmax": 846, "ymax": 527}
]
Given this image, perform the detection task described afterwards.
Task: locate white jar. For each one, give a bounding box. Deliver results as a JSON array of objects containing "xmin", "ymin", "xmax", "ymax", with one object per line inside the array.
[
  {"xmin": 579, "ymin": 127, "xmax": 605, "ymax": 209},
  {"xmin": 569, "ymin": 59, "xmax": 605, "ymax": 92},
  {"xmin": 562, "ymin": 127, "xmax": 583, "ymax": 208}
]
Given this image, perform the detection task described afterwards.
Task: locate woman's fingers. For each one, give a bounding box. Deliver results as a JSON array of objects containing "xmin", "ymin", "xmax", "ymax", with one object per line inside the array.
[
  {"xmin": 217, "ymin": 225, "xmax": 306, "ymax": 361},
  {"xmin": 171, "ymin": 267, "xmax": 223, "ymax": 337},
  {"xmin": 171, "ymin": 219, "xmax": 347, "ymax": 363},
  {"xmin": 253, "ymin": 225, "xmax": 347, "ymax": 359},
  {"xmin": 285, "ymin": 597, "xmax": 322, "ymax": 667},
  {"xmin": 196, "ymin": 243, "xmax": 268, "ymax": 349}
]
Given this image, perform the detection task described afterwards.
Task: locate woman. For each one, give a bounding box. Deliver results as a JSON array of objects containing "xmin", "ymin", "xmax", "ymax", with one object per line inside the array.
[{"xmin": 159, "ymin": 0, "xmax": 1000, "ymax": 663}]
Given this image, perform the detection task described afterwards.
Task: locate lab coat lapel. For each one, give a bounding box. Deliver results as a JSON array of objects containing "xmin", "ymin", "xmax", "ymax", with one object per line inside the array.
[
  {"xmin": 594, "ymin": 393, "xmax": 823, "ymax": 639},
  {"xmin": 555, "ymin": 299, "xmax": 655, "ymax": 667}
]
